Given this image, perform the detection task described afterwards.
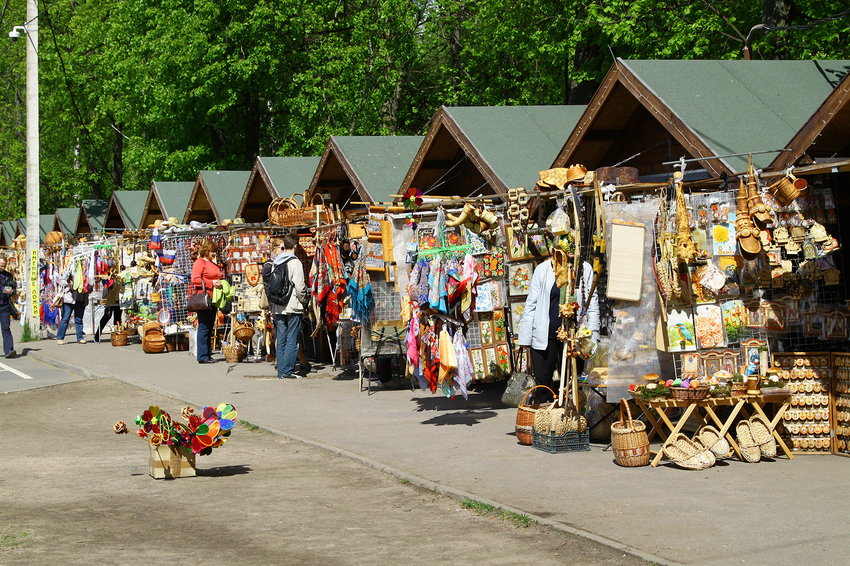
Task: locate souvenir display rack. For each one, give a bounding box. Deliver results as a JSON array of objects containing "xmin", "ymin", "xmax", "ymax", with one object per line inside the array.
[
  {"xmin": 772, "ymin": 352, "xmax": 832, "ymax": 454},
  {"xmin": 830, "ymin": 353, "xmax": 850, "ymax": 457}
]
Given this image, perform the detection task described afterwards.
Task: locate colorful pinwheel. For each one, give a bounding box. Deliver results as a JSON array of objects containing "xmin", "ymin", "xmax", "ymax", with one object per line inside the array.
[
  {"xmin": 403, "ymin": 187, "xmax": 423, "ymax": 210},
  {"xmin": 121, "ymin": 402, "xmax": 237, "ymax": 456}
]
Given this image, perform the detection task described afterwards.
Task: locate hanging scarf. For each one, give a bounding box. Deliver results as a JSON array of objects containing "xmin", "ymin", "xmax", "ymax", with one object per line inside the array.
[
  {"xmin": 346, "ymin": 253, "xmax": 373, "ymax": 322},
  {"xmin": 452, "ymin": 330, "xmax": 473, "ymax": 400}
]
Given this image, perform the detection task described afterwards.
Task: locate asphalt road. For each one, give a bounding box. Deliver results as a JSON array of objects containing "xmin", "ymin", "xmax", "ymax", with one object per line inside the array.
[{"xmin": 0, "ymin": 373, "xmax": 652, "ymax": 566}]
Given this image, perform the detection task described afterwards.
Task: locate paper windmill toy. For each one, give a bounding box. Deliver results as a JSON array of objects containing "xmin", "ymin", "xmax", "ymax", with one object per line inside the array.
[
  {"xmin": 403, "ymin": 187, "xmax": 423, "ymax": 210},
  {"xmin": 115, "ymin": 403, "xmax": 237, "ymax": 457}
]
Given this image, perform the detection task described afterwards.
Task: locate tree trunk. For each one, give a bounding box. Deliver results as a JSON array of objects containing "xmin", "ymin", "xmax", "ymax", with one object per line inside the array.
[
  {"xmin": 568, "ymin": 42, "xmax": 601, "ymax": 105},
  {"xmin": 111, "ymin": 117, "xmax": 124, "ymax": 190},
  {"xmin": 762, "ymin": 0, "xmax": 792, "ymax": 59}
]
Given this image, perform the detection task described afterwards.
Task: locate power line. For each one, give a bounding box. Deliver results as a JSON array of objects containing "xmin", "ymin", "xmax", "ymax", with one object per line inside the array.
[{"xmin": 745, "ymin": 6, "xmax": 850, "ymax": 54}]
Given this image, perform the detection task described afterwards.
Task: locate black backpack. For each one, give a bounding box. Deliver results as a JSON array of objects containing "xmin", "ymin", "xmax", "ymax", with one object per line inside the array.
[{"xmin": 266, "ymin": 258, "xmax": 295, "ymax": 306}]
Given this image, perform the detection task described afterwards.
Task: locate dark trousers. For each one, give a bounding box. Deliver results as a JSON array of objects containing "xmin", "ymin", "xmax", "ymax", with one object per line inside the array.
[
  {"xmin": 95, "ymin": 306, "xmax": 121, "ymax": 340},
  {"xmin": 196, "ymin": 308, "xmax": 217, "ymax": 361},
  {"xmin": 531, "ymin": 339, "xmax": 563, "ymax": 401},
  {"xmin": 0, "ymin": 304, "xmax": 13, "ymax": 355}
]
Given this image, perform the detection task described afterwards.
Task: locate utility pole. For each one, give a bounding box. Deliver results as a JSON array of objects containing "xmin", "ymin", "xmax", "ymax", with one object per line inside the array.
[{"xmin": 23, "ymin": 0, "xmax": 39, "ymax": 335}]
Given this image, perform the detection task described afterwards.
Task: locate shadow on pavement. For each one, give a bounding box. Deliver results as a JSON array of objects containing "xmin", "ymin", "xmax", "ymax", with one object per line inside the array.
[
  {"xmin": 197, "ymin": 464, "xmax": 253, "ymax": 477},
  {"xmin": 420, "ymin": 409, "xmax": 499, "ymax": 426}
]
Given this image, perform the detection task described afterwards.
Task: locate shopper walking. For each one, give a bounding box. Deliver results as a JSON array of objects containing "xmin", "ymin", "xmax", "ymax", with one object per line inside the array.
[
  {"xmin": 0, "ymin": 255, "xmax": 17, "ymax": 358},
  {"xmin": 56, "ymin": 273, "xmax": 90, "ymax": 345},
  {"xmin": 94, "ymin": 279, "xmax": 122, "ymax": 343},
  {"xmin": 263, "ymin": 234, "xmax": 307, "ymax": 379},
  {"xmin": 191, "ymin": 239, "xmax": 223, "ymax": 364}
]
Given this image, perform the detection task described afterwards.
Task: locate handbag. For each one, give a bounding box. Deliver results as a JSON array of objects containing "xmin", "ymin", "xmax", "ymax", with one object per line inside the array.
[
  {"xmin": 8, "ymin": 299, "xmax": 18, "ymax": 320},
  {"xmin": 187, "ymin": 279, "xmax": 212, "ymax": 312},
  {"xmin": 501, "ymin": 347, "xmax": 536, "ymax": 407}
]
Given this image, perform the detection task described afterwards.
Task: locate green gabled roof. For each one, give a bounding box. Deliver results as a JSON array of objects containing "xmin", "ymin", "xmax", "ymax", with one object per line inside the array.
[
  {"xmin": 257, "ymin": 156, "xmax": 321, "ymax": 198},
  {"xmin": 445, "ymin": 105, "xmax": 587, "ymax": 190},
  {"xmin": 152, "ymin": 181, "xmax": 194, "ymax": 219},
  {"xmin": 199, "ymin": 170, "xmax": 251, "ymax": 221},
  {"xmin": 55, "ymin": 208, "xmax": 79, "ymax": 235},
  {"xmin": 0, "ymin": 221, "xmax": 15, "ymax": 246},
  {"xmin": 16, "ymin": 218, "xmax": 25, "ymax": 237},
  {"xmin": 332, "ymin": 136, "xmax": 424, "ymax": 203},
  {"xmin": 39, "ymin": 214, "xmax": 54, "ymax": 243},
  {"xmin": 622, "ymin": 59, "xmax": 850, "ymax": 173},
  {"xmin": 79, "ymin": 199, "xmax": 109, "ymax": 234},
  {"xmin": 111, "ymin": 190, "xmax": 149, "ymax": 230}
]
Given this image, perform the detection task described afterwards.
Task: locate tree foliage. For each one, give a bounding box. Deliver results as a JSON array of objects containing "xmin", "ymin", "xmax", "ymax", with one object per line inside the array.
[{"xmin": 0, "ymin": 0, "xmax": 847, "ymax": 220}]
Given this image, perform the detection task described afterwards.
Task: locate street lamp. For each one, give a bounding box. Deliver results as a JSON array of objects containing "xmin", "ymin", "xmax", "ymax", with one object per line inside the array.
[{"xmin": 9, "ymin": 1, "xmax": 39, "ymax": 336}]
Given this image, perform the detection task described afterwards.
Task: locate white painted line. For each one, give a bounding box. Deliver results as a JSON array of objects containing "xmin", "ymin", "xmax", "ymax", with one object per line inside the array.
[{"xmin": 0, "ymin": 361, "xmax": 33, "ymax": 379}]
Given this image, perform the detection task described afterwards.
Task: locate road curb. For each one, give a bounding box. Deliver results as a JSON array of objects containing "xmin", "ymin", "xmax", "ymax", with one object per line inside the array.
[{"xmin": 28, "ymin": 348, "xmax": 679, "ymax": 566}]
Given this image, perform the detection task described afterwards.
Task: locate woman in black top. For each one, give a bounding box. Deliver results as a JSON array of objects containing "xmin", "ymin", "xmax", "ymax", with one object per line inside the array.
[{"xmin": 0, "ymin": 254, "xmax": 17, "ymax": 358}]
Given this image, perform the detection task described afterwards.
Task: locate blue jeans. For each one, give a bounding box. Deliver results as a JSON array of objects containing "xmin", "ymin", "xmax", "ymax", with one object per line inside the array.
[
  {"xmin": 196, "ymin": 308, "xmax": 217, "ymax": 361},
  {"xmin": 57, "ymin": 301, "xmax": 87, "ymax": 342},
  {"xmin": 276, "ymin": 313, "xmax": 302, "ymax": 378},
  {"xmin": 0, "ymin": 304, "xmax": 13, "ymax": 354}
]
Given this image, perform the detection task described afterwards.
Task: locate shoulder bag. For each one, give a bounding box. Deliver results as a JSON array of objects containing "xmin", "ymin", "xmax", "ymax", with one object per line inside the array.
[{"xmin": 187, "ymin": 279, "xmax": 212, "ymax": 312}]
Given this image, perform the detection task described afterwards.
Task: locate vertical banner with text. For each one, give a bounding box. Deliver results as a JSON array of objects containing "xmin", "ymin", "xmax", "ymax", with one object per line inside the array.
[{"xmin": 29, "ymin": 249, "xmax": 39, "ymax": 320}]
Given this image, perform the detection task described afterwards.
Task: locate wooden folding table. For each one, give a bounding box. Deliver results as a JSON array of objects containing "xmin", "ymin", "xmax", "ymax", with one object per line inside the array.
[{"xmin": 632, "ymin": 392, "xmax": 792, "ymax": 467}]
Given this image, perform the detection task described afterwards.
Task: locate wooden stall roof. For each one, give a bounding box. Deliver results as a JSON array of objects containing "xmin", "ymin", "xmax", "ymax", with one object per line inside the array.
[
  {"xmin": 183, "ymin": 170, "xmax": 250, "ymax": 225},
  {"xmin": 772, "ymin": 68, "xmax": 850, "ymax": 170},
  {"xmin": 39, "ymin": 214, "xmax": 54, "ymax": 244},
  {"xmin": 107, "ymin": 190, "xmax": 149, "ymax": 231},
  {"xmin": 554, "ymin": 58, "xmax": 850, "ymax": 178},
  {"xmin": 237, "ymin": 156, "xmax": 321, "ymax": 222},
  {"xmin": 400, "ymin": 105, "xmax": 586, "ymax": 199},
  {"xmin": 141, "ymin": 181, "xmax": 194, "ymax": 228},
  {"xmin": 54, "ymin": 207, "xmax": 79, "ymax": 236},
  {"xmin": 307, "ymin": 136, "xmax": 423, "ymax": 209},
  {"xmin": 0, "ymin": 220, "xmax": 16, "ymax": 247},
  {"xmin": 75, "ymin": 199, "xmax": 109, "ymax": 236}
]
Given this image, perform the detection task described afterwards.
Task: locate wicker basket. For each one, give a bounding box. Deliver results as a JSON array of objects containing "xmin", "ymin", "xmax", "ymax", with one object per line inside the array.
[
  {"xmin": 234, "ymin": 323, "xmax": 255, "ymax": 343},
  {"xmin": 516, "ymin": 385, "xmax": 555, "ymax": 446},
  {"xmin": 142, "ymin": 321, "xmax": 163, "ymax": 336},
  {"xmin": 532, "ymin": 429, "xmax": 590, "ymax": 453},
  {"xmin": 142, "ymin": 334, "xmax": 166, "ymax": 354},
  {"xmin": 610, "ymin": 399, "xmax": 650, "ymax": 467},
  {"xmin": 111, "ymin": 332, "xmax": 128, "ymax": 347},
  {"xmin": 670, "ymin": 386, "xmax": 710, "ymax": 400},
  {"xmin": 731, "ymin": 382, "xmax": 748, "ymax": 397},
  {"xmin": 222, "ymin": 342, "xmax": 246, "ymax": 363}
]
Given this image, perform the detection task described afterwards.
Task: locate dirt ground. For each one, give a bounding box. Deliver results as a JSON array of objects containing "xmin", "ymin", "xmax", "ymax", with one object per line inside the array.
[{"xmin": 0, "ymin": 379, "xmax": 653, "ymax": 566}]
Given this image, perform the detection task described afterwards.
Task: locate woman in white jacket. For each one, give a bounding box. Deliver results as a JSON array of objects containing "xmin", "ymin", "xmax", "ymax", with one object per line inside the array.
[{"xmin": 517, "ymin": 257, "xmax": 599, "ymax": 396}]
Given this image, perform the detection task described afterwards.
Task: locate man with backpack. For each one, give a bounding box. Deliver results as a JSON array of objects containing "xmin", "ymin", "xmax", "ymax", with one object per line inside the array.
[{"xmin": 263, "ymin": 234, "xmax": 307, "ymax": 379}]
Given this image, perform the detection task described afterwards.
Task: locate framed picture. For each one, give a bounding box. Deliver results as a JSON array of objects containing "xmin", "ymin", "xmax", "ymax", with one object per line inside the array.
[
  {"xmin": 806, "ymin": 308, "xmax": 824, "ymax": 337},
  {"xmin": 493, "ymin": 310, "xmax": 507, "ymax": 342},
  {"xmin": 509, "ymin": 301, "xmax": 526, "ymax": 332},
  {"xmin": 364, "ymin": 240, "xmax": 384, "ymax": 271},
  {"xmin": 762, "ymin": 302, "xmax": 786, "ymax": 331},
  {"xmin": 721, "ymin": 299, "xmax": 745, "ymax": 343},
  {"xmin": 484, "ymin": 347, "xmax": 499, "ymax": 379},
  {"xmin": 506, "ymin": 227, "xmax": 552, "ymax": 261},
  {"xmin": 741, "ymin": 338, "xmax": 766, "ymax": 373},
  {"xmin": 826, "ymin": 311, "xmax": 849, "ymax": 340},
  {"xmin": 700, "ymin": 351, "xmax": 724, "ymax": 380},
  {"xmin": 508, "ymin": 261, "xmax": 534, "ymax": 297},
  {"xmin": 470, "ymin": 348, "xmax": 486, "ymax": 381},
  {"xmin": 779, "ymin": 295, "xmax": 800, "ymax": 324},
  {"xmin": 474, "ymin": 282, "xmax": 494, "ymax": 312},
  {"xmin": 695, "ymin": 304, "xmax": 725, "ymax": 348},
  {"xmin": 666, "ymin": 307, "xmax": 697, "ymax": 352},
  {"xmin": 681, "ymin": 352, "xmax": 700, "ymax": 378},
  {"xmin": 744, "ymin": 299, "xmax": 762, "ymax": 329},
  {"xmin": 475, "ymin": 250, "xmax": 505, "ymax": 280},
  {"xmin": 478, "ymin": 313, "xmax": 494, "ymax": 345}
]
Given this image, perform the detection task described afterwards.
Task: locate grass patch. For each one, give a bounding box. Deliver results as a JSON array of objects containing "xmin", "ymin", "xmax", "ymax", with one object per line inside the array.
[
  {"xmin": 239, "ymin": 420, "xmax": 260, "ymax": 431},
  {"xmin": 0, "ymin": 531, "xmax": 30, "ymax": 549},
  {"xmin": 461, "ymin": 498, "xmax": 495, "ymax": 515},
  {"xmin": 498, "ymin": 509, "xmax": 533, "ymax": 527},
  {"xmin": 398, "ymin": 478, "xmax": 409, "ymax": 484},
  {"xmin": 20, "ymin": 319, "xmax": 39, "ymax": 343}
]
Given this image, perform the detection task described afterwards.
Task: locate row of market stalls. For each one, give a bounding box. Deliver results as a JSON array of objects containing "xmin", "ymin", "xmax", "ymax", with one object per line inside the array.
[{"xmin": 2, "ymin": 58, "xmax": 850, "ymax": 460}]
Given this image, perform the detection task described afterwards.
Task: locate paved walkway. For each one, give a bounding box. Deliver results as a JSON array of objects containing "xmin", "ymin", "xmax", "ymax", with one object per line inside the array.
[{"xmin": 18, "ymin": 330, "xmax": 850, "ymax": 566}]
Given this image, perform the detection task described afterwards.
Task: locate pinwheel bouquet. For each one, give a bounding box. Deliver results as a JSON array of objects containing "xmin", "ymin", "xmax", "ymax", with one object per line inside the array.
[{"xmin": 114, "ymin": 403, "xmax": 237, "ymax": 456}]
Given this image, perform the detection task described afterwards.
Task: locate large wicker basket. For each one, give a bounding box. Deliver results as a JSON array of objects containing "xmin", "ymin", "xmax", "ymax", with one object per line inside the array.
[
  {"xmin": 670, "ymin": 386, "xmax": 710, "ymax": 400},
  {"xmin": 610, "ymin": 399, "xmax": 650, "ymax": 466},
  {"xmin": 516, "ymin": 385, "xmax": 555, "ymax": 446},
  {"xmin": 142, "ymin": 334, "xmax": 166, "ymax": 353}
]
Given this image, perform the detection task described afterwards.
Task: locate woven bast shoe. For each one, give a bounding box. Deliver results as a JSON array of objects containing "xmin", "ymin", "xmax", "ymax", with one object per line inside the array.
[
  {"xmin": 749, "ymin": 414, "xmax": 777, "ymax": 458},
  {"xmin": 736, "ymin": 420, "xmax": 762, "ymax": 463},
  {"xmin": 698, "ymin": 425, "xmax": 732, "ymax": 458}
]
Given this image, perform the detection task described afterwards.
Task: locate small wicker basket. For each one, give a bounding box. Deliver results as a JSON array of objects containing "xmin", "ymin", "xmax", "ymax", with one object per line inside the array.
[
  {"xmin": 111, "ymin": 332, "xmax": 128, "ymax": 347},
  {"xmin": 516, "ymin": 385, "xmax": 555, "ymax": 446},
  {"xmin": 234, "ymin": 323, "xmax": 255, "ymax": 343},
  {"xmin": 670, "ymin": 386, "xmax": 710, "ymax": 400},
  {"xmin": 222, "ymin": 342, "xmax": 246, "ymax": 363}
]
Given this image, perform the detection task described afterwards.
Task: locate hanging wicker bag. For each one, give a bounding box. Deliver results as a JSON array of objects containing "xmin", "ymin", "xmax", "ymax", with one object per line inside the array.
[
  {"xmin": 222, "ymin": 314, "xmax": 247, "ymax": 363},
  {"xmin": 516, "ymin": 385, "xmax": 555, "ymax": 446},
  {"xmin": 611, "ymin": 399, "xmax": 650, "ymax": 467},
  {"xmin": 234, "ymin": 321, "xmax": 255, "ymax": 343}
]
